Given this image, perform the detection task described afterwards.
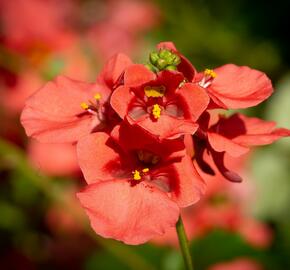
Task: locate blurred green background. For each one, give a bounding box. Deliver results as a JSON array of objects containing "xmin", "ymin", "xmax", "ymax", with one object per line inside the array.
[{"xmin": 0, "ymin": 0, "xmax": 290, "ymax": 269}]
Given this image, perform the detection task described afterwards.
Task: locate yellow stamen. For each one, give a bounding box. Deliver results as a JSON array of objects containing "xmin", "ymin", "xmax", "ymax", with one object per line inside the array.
[
  {"xmin": 204, "ymin": 68, "xmax": 217, "ymax": 78},
  {"xmin": 152, "ymin": 104, "xmax": 161, "ymax": 119},
  {"xmin": 142, "ymin": 168, "xmax": 149, "ymax": 173},
  {"xmin": 94, "ymin": 93, "xmax": 102, "ymax": 101},
  {"xmin": 144, "ymin": 86, "xmax": 166, "ymax": 98},
  {"xmin": 132, "ymin": 170, "xmax": 141, "ymax": 180},
  {"xmin": 81, "ymin": 102, "xmax": 89, "ymax": 110}
]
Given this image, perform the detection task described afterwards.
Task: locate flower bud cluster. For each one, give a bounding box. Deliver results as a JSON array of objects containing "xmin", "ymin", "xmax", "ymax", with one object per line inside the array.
[{"xmin": 145, "ymin": 49, "xmax": 181, "ymax": 72}]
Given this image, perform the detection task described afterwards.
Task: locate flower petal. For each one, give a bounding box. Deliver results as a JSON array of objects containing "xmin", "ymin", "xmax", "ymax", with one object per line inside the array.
[
  {"xmin": 124, "ymin": 64, "xmax": 156, "ymax": 87},
  {"xmin": 130, "ymin": 114, "xmax": 198, "ymax": 140},
  {"xmin": 111, "ymin": 122, "xmax": 185, "ymax": 161},
  {"xmin": 211, "ymin": 151, "xmax": 243, "ymax": 183},
  {"xmin": 77, "ymin": 180, "xmax": 179, "ymax": 245},
  {"xmin": 24, "ymin": 76, "xmax": 95, "ymax": 116},
  {"xmin": 20, "ymin": 76, "xmax": 98, "ymax": 143},
  {"xmin": 178, "ymin": 83, "xmax": 210, "ymax": 121},
  {"xmin": 110, "ymin": 85, "xmax": 134, "ymax": 119},
  {"xmin": 165, "ymin": 155, "xmax": 205, "ymax": 207},
  {"xmin": 208, "ymin": 64, "xmax": 273, "ymax": 109},
  {"xmin": 21, "ymin": 106, "xmax": 95, "ymax": 143},
  {"xmin": 208, "ymin": 132, "xmax": 249, "ymax": 157},
  {"xmin": 232, "ymin": 114, "xmax": 290, "ymax": 146},
  {"xmin": 97, "ymin": 53, "xmax": 133, "ymax": 89},
  {"xmin": 212, "ymin": 113, "xmax": 290, "ymax": 147},
  {"xmin": 157, "ymin": 41, "xmax": 177, "ymax": 51},
  {"xmin": 77, "ymin": 133, "xmax": 126, "ymax": 183}
]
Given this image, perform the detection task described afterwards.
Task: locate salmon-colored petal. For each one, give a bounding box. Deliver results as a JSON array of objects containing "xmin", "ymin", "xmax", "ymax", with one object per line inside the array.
[
  {"xmin": 77, "ymin": 133, "xmax": 125, "ymax": 184},
  {"xmin": 20, "ymin": 76, "xmax": 101, "ymax": 143},
  {"xmin": 157, "ymin": 41, "xmax": 177, "ymax": 51},
  {"xmin": 97, "ymin": 53, "xmax": 133, "ymax": 88},
  {"xmin": 212, "ymin": 114, "xmax": 290, "ymax": 147},
  {"xmin": 208, "ymin": 64, "xmax": 273, "ymax": 109},
  {"xmin": 232, "ymin": 114, "xmax": 290, "ymax": 146},
  {"xmin": 234, "ymin": 128, "xmax": 290, "ymax": 146},
  {"xmin": 77, "ymin": 180, "xmax": 179, "ymax": 245},
  {"xmin": 124, "ymin": 64, "xmax": 156, "ymax": 87},
  {"xmin": 111, "ymin": 122, "xmax": 185, "ymax": 161},
  {"xmin": 21, "ymin": 106, "xmax": 95, "ymax": 143},
  {"xmin": 24, "ymin": 76, "xmax": 95, "ymax": 116},
  {"xmin": 208, "ymin": 132, "xmax": 249, "ymax": 157},
  {"xmin": 178, "ymin": 83, "xmax": 210, "ymax": 121},
  {"xmin": 110, "ymin": 85, "xmax": 134, "ymax": 119},
  {"xmin": 131, "ymin": 114, "xmax": 198, "ymax": 140},
  {"xmin": 166, "ymin": 155, "xmax": 205, "ymax": 207},
  {"xmin": 156, "ymin": 70, "xmax": 184, "ymax": 95}
]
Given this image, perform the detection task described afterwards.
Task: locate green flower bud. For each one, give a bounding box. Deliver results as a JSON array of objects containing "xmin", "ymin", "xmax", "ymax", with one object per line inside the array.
[
  {"xmin": 172, "ymin": 54, "xmax": 181, "ymax": 65},
  {"xmin": 159, "ymin": 49, "xmax": 172, "ymax": 59},
  {"xmin": 149, "ymin": 51, "xmax": 159, "ymax": 65},
  {"xmin": 144, "ymin": 63, "xmax": 158, "ymax": 73},
  {"xmin": 165, "ymin": 65, "xmax": 177, "ymax": 71},
  {"xmin": 156, "ymin": 58, "xmax": 168, "ymax": 70},
  {"xmin": 165, "ymin": 55, "xmax": 176, "ymax": 65}
]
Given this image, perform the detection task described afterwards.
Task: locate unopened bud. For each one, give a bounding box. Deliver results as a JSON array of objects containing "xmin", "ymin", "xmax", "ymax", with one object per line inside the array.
[
  {"xmin": 159, "ymin": 49, "xmax": 172, "ymax": 59},
  {"xmin": 165, "ymin": 65, "xmax": 177, "ymax": 71},
  {"xmin": 145, "ymin": 63, "xmax": 158, "ymax": 73},
  {"xmin": 172, "ymin": 54, "xmax": 181, "ymax": 65},
  {"xmin": 149, "ymin": 52, "xmax": 159, "ymax": 65},
  {"xmin": 156, "ymin": 58, "xmax": 168, "ymax": 69}
]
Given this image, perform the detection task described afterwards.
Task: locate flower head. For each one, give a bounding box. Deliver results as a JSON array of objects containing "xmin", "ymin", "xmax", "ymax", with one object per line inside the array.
[
  {"xmin": 76, "ymin": 122, "xmax": 205, "ymax": 244},
  {"xmin": 21, "ymin": 53, "xmax": 132, "ymax": 143},
  {"xmin": 111, "ymin": 64, "xmax": 209, "ymax": 140}
]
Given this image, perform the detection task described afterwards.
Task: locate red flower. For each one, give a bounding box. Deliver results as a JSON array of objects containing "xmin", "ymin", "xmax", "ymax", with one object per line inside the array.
[
  {"xmin": 192, "ymin": 112, "xmax": 290, "ymax": 182},
  {"xmin": 111, "ymin": 64, "xmax": 209, "ymax": 140},
  {"xmin": 76, "ymin": 123, "xmax": 204, "ymax": 244},
  {"xmin": 195, "ymin": 64, "xmax": 273, "ymax": 109},
  {"xmin": 20, "ymin": 53, "xmax": 132, "ymax": 143}
]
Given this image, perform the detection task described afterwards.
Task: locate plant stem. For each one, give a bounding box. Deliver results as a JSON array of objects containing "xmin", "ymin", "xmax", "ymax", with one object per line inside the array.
[{"xmin": 175, "ymin": 215, "xmax": 193, "ymax": 270}]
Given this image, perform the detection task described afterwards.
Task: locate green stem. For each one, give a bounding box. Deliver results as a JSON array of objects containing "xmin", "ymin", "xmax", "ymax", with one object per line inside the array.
[{"xmin": 175, "ymin": 215, "xmax": 193, "ymax": 270}]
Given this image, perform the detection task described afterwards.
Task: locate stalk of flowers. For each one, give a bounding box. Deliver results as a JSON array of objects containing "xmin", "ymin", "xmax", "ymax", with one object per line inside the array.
[{"xmin": 20, "ymin": 41, "xmax": 290, "ymax": 269}]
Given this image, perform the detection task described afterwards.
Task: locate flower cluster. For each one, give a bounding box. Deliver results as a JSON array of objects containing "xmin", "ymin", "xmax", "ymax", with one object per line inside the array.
[{"xmin": 21, "ymin": 42, "xmax": 290, "ymax": 245}]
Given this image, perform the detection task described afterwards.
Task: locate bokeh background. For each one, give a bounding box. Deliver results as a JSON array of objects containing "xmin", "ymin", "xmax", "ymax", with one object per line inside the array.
[{"xmin": 0, "ymin": 0, "xmax": 290, "ymax": 269}]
